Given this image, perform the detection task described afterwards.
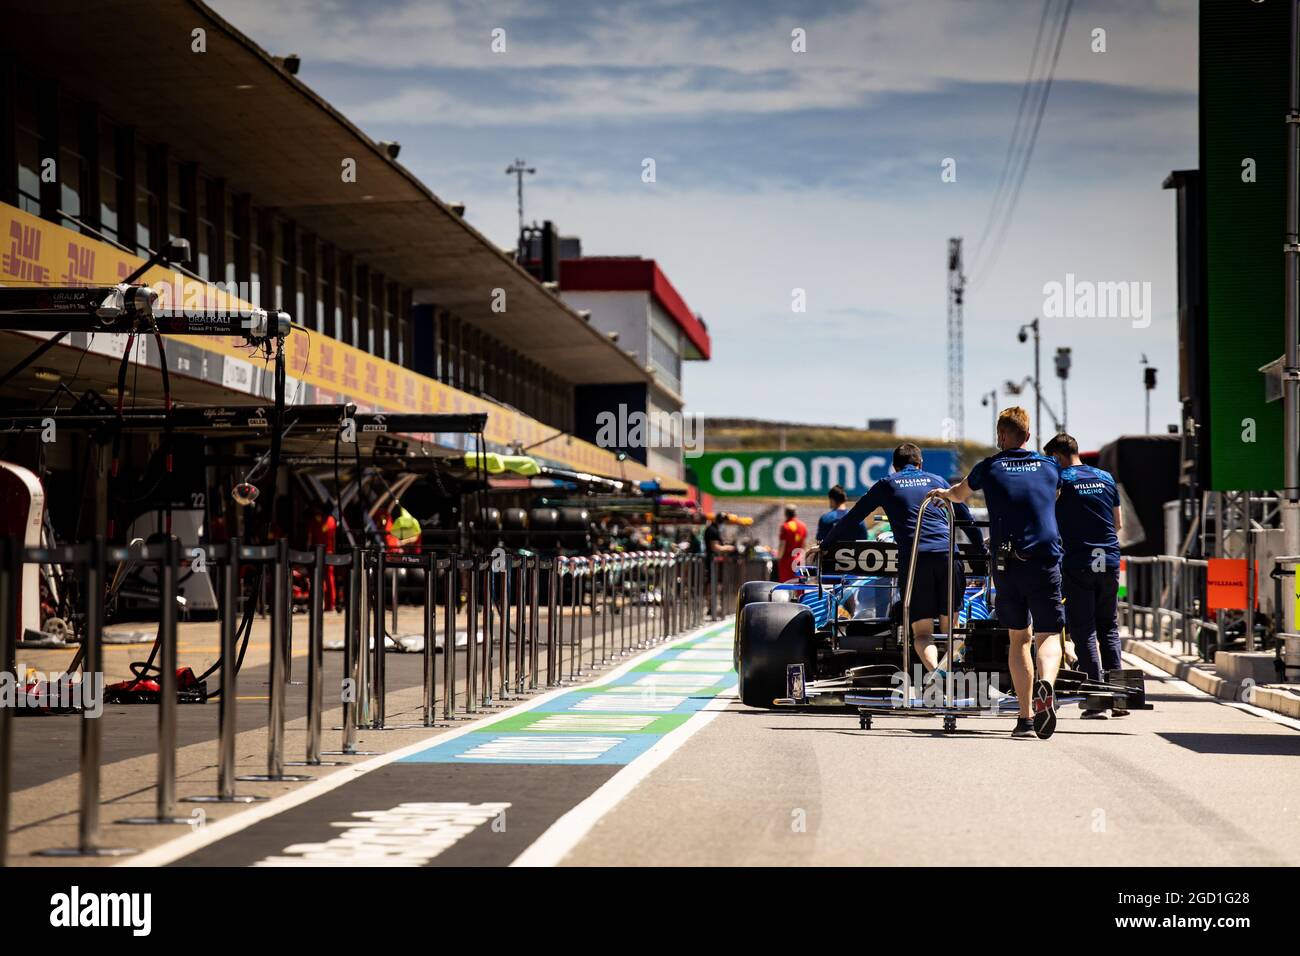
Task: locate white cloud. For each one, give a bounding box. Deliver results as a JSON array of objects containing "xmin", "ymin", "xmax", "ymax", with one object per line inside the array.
[{"xmin": 211, "ymin": 0, "xmax": 1197, "ymax": 121}]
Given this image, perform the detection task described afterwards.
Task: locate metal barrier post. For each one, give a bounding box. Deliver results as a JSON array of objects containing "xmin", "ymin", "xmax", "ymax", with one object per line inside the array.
[
  {"xmin": 498, "ymin": 559, "xmax": 511, "ymax": 698},
  {"xmin": 323, "ymin": 549, "xmax": 379, "ymax": 756},
  {"xmin": 120, "ymin": 538, "xmax": 190, "ymax": 824},
  {"xmin": 514, "ymin": 556, "xmax": 527, "ymax": 693},
  {"xmin": 372, "ymin": 548, "xmax": 387, "ymax": 727},
  {"xmin": 189, "ymin": 540, "xmax": 266, "ymax": 802},
  {"xmin": 240, "ymin": 540, "xmax": 310, "ymax": 783},
  {"xmin": 289, "ymin": 546, "xmax": 346, "ymax": 765},
  {"xmin": 0, "ymin": 537, "xmax": 18, "ymax": 865},
  {"xmin": 37, "ymin": 539, "xmax": 136, "ymax": 856},
  {"xmin": 470, "ymin": 556, "xmax": 486, "ymax": 712},
  {"xmin": 548, "ymin": 558, "xmax": 563, "ymax": 686},
  {"xmin": 442, "ymin": 557, "xmax": 470, "ymax": 720},
  {"xmin": 424, "ymin": 552, "xmax": 443, "ymax": 725},
  {"xmin": 529, "ymin": 556, "xmax": 542, "ymax": 689}
]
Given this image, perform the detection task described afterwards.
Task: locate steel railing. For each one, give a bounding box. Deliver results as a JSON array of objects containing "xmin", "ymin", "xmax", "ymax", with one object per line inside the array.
[{"xmin": 0, "ymin": 540, "xmax": 731, "ymax": 865}]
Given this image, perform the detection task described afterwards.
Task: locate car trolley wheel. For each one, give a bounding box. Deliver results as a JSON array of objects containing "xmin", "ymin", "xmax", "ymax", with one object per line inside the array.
[
  {"xmin": 943, "ymin": 716, "xmax": 957, "ymax": 732},
  {"xmin": 737, "ymin": 601, "xmax": 816, "ymax": 708},
  {"xmin": 858, "ymin": 713, "xmax": 872, "ymax": 730}
]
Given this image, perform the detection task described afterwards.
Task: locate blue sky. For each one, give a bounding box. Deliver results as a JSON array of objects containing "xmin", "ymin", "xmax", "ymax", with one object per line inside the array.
[{"xmin": 210, "ymin": 0, "xmax": 1197, "ymax": 450}]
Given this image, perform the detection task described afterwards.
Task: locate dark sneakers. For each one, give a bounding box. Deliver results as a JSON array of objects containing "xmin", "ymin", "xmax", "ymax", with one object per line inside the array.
[
  {"xmin": 1032, "ymin": 679, "xmax": 1057, "ymax": 739},
  {"xmin": 1012, "ymin": 717, "xmax": 1035, "ymax": 738}
]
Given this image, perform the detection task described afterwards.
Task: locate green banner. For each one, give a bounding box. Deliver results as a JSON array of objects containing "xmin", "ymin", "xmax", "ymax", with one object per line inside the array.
[
  {"xmin": 688, "ymin": 448, "xmax": 958, "ymax": 498},
  {"xmin": 1202, "ymin": 0, "xmax": 1289, "ymax": 490}
]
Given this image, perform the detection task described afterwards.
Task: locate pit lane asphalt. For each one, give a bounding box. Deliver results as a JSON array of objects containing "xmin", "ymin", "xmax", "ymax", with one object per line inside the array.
[{"xmin": 558, "ymin": 657, "xmax": 1300, "ymax": 866}]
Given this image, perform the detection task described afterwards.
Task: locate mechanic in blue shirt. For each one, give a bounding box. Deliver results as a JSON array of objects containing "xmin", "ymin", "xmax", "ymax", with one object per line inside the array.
[
  {"xmin": 820, "ymin": 443, "xmax": 985, "ymax": 678},
  {"xmin": 1044, "ymin": 433, "xmax": 1123, "ymax": 703},
  {"xmin": 816, "ymin": 484, "xmax": 868, "ymax": 543},
  {"xmin": 928, "ymin": 407, "xmax": 1064, "ymax": 739}
]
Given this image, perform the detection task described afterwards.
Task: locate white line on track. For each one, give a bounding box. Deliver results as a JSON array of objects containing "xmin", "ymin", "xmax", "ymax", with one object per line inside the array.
[
  {"xmin": 120, "ymin": 618, "xmax": 735, "ymax": 867},
  {"xmin": 1122, "ymin": 651, "xmax": 1300, "ymax": 732},
  {"xmin": 511, "ymin": 679, "xmax": 735, "ymax": 867}
]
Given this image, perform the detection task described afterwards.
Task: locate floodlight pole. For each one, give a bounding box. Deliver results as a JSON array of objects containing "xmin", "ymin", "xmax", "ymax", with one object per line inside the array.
[{"xmin": 506, "ymin": 159, "xmax": 536, "ymax": 256}]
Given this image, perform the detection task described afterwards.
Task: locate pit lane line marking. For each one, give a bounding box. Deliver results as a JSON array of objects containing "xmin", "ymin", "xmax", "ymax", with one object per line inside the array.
[
  {"xmin": 510, "ymin": 683, "xmax": 735, "ymax": 867},
  {"xmin": 1122, "ymin": 651, "xmax": 1300, "ymax": 732},
  {"xmin": 118, "ymin": 618, "xmax": 733, "ymax": 867}
]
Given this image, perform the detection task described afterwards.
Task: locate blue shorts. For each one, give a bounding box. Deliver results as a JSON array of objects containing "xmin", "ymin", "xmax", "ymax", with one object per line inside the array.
[
  {"xmin": 992, "ymin": 561, "xmax": 1064, "ymax": 632},
  {"xmin": 902, "ymin": 552, "xmax": 966, "ymax": 621}
]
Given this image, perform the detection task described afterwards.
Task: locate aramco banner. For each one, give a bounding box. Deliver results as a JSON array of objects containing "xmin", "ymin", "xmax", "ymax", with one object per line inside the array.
[{"xmin": 688, "ymin": 449, "xmax": 959, "ymax": 498}]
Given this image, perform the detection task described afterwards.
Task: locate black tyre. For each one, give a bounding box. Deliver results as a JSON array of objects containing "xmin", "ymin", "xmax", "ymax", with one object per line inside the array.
[
  {"xmin": 732, "ymin": 580, "xmax": 792, "ymax": 669},
  {"xmin": 737, "ymin": 602, "xmax": 816, "ymax": 708}
]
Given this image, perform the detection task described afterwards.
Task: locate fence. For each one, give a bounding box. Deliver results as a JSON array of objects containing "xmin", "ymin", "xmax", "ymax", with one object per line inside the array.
[
  {"xmin": 1119, "ymin": 555, "xmax": 1219, "ymax": 660},
  {"xmin": 0, "ymin": 541, "xmax": 767, "ymax": 864}
]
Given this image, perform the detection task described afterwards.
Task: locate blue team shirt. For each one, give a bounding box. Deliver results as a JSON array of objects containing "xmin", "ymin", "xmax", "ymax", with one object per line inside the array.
[
  {"xmin": 967, "ymin": 448, "xmax": 1062, "ymax": 566},
  {"xmin": 823, "ymin": 465, "xmax": 984, "ymax": 557},
  {"xmin": 1056, "ymin": 464, "xmax": 1120, "ymax": 571},
  {"xmin": 816, "ymin": 508, "xmax": 867, "ymax": 543}
]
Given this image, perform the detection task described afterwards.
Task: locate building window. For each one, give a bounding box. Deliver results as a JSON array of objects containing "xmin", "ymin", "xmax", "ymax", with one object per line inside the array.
[
  {"xmin": 650, "ymin": 329, "xmax": 681, "ymax": 394},
  {"xmin": 57, "ymin": 95, "xmax": 86, "ymax": 229},
  {"xmin": 166, "ymin": 157, "xmax": 188, "ymax": 244},
  {"xmin": 196, "ymin": 176, "xmax": 218, "ymax": 280},
  {"xmin": 98, "ymin": 120, "xmax": 121, "ymax": 244},
  {"xmin": 14, "ymin": 74, "xmax": 42, "ymax": 215},
  {"xmin": 135, "ymin": 149, "xmax": 157, "ymax": 256}
]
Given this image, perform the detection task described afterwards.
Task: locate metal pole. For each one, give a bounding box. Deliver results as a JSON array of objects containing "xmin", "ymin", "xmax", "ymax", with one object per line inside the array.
[
  {"xmin": 1282, "ymin": 0, "xmax": 1300, "ymax": 601},
  {"xmin": 466, "ymin": 562, "xmax": 479, "ymax": 712},
  {"xmin": 188, "ymin": 540, "xmax": 265, "ymax": 801},
  {"xmin": 121, "ymin": 538, "xmax": 189, "ymax": 823},
  {"xmin": 1246, "ymin": 492, "xmax": 1257, "ymax": 652},
  {"xmin": 240, "ymin": 541, "xmax": 309, "ymax": 783},
  {"xmin": 443, "ymin": 558, "xmax": 460, "ymax": 720},
  {"xmin": 528, "ymin": 555, "xmax": 541, "ymax": 689},
  {"xmin": 548, "ymin": 559, "xmax": 561, "ymax": 687},
  {"xmin": 38, "ymin": 539, "xmax": 135, "ymax": 856},
  {"xmin": 1033, "ymin": 320, "xmax": 1042, "ymax": 452},
  {"xmin": 0, "ymin": 537, "xmax": 18, "ymax": 865},
  {"xmin": 372, "ymin": 548, "xmax": 386, "ymax": 727},
  {"xmin": 424, "ymin": 552, "xmax": 439, "ymax": 724},
  {"xmin": 514, "ymin": 557, "xmax": 527, "ymax": 693}
]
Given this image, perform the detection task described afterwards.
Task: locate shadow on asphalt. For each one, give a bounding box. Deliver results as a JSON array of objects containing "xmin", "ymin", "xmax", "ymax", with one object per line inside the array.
[{"xmin": 1158, "ymin": 732, "xmax": 1300, "ymax": 756}]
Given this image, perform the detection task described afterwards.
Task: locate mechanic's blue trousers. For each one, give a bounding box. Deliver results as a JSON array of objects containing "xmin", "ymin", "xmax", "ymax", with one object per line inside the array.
[{"xmin": 1063, "ymin": 566, "xmax": 1122, "ymax": 682}]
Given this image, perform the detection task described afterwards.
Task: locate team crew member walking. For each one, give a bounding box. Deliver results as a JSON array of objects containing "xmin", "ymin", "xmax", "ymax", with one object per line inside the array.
[
  {"xmin": 820, "ymin": 443, "xmax": 984, "ymax": 678},
  {"xmin": 1044, "ymin": 433, "xmax": 1124, "ymax": 711},
  {"xmin": 928, "ymin": 407, "xmax": 1064, "ymax": 739}
]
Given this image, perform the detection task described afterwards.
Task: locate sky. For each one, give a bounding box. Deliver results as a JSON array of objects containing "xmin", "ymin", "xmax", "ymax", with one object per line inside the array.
[{"xmin": 208, "ymin": 0, "xmax": 1197, "ymax": 451}]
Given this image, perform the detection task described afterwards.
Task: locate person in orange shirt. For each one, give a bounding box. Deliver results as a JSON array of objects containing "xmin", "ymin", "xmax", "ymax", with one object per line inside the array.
[
  {"xmin": 306, "ymin": 503, "xmax": 338, "ymax": 611},
  {"xmin": 776, "ymin": 506, "xmax": 808, "ymax": 582}
]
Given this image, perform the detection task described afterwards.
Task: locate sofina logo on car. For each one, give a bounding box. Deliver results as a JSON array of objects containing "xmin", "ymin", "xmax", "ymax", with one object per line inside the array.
[{"xmin": 832, "ymin": 543, "xmax": 898, "ymax": 575}]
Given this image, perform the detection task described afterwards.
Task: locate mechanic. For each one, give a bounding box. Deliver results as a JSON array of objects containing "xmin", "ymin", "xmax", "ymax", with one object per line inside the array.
[
  {"xmin": 816, "ymin": 484, "xmax": 867, "ymax": 543},
  {"xmin": 928, "ymin": 407, "xmax": 1063, "ymax": 739},
  {"xmin": 820, "ymin": 443, "xmax": 985, "ymax": 681},
  {"xmin": 1044, "ymin": 432, "xmax": 1123, "ymax": 714},
  {"xmin": 777, "ymin": 506, "xmax": 808, "ymax": 582}
]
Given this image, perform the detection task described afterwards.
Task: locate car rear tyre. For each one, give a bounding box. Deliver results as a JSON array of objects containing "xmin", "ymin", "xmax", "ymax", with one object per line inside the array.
[{"xmin": 737, "ymin": 602, "xmax": 816, "ymax": 708}]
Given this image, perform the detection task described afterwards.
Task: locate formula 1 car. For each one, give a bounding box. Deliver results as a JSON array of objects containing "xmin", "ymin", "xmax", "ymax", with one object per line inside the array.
[{"xmin": 734, "ymin": 518, "xmax": 1152, "ymax": 732}]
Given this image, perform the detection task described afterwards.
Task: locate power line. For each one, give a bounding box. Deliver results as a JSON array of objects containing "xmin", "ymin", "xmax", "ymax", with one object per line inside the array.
[
  {"xmin": 970, "ymin": 0, "xmax": 1073, "ymax": 291},
  {"xmin": 972, "ymin": 0, "xmax": 1054, "ymax": 260}
]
